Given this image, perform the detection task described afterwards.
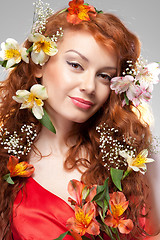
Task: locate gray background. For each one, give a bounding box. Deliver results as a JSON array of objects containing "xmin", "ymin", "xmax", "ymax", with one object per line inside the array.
[{"xmin": 0, "ymin": 0, "xmax": 160, "ymax": 219}]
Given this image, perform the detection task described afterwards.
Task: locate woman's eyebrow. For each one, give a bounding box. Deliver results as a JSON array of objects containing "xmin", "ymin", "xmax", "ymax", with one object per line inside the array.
[
  {"xmin": 65, "ymin": 49, "xmax": 89, "ymax": 62},
  {"xmin": 65, "ymin": 49, "xmax": 117, "ymax": 71}
]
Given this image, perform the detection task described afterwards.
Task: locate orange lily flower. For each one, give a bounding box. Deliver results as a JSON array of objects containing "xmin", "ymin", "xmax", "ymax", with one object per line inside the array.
[
  {"xmin": 7, "ymin": 155, "xmax": 35, "ymax": 177},
  {"xmin": 66, "ymin": 201, "xmax": 100, "ymax": 236},
  {"xmin": 67, "ymin": 0, "xmax": 97, "ymax": 24},
  {"xmin": 104, "ymin": 192, "xmax": 134, "ymax": 234},
  {"xmin": 68, "ymin": 179, "xmax": 97, "ymax": 207}
]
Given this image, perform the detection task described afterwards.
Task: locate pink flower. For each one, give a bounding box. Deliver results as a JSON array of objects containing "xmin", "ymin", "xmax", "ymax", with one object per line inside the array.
[
  {"xmin": 110, "ymin": 75, "xmax": 135, "ymax": 94},
  {"xmin": 136, "ymin": 62, "xmax": 160, "ymax": 92}
]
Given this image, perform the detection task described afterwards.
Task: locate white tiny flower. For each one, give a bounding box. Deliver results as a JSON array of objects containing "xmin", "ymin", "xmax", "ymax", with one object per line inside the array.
[{"xmin": 13, "ymin": 84, "xmax": 48, "ymax": 119}]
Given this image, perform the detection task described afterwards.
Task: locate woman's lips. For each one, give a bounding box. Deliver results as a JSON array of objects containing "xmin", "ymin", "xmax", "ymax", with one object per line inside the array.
[{"xmin": 70, "ymin": 97, "xmax": 94, "ymax": 110}]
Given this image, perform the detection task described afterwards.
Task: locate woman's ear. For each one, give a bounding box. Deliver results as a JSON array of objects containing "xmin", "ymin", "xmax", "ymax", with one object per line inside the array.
[{"xmin": 35, "ymin": 66, "xmax": 43, "ymax": 78}]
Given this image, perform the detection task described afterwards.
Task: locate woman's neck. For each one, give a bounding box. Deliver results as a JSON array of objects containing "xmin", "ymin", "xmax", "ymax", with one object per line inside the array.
[{"xmin": 34, "ymin": 114, "xmax": 78, "ymax": 157}]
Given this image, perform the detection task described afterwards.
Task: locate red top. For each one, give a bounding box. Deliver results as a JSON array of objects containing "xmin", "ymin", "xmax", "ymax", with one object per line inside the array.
[
  {"xmin": 11, "ymin": 177, "xmax": 75, "ymax": 240},
  {"xmin": 11, "ymin": 178, "xmax": 151, "ymax": 240}
]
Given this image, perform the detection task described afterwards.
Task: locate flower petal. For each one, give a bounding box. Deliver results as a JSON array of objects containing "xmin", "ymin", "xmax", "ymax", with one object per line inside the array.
[
  {"xmin": 20, "ymin": 47, "xmax": 29, "ymax": 64},
  {"xmin": 32, "ymin": 103, "xmax": 44, "ymax": 119},
  {"xmin": 28, "ymin": 33, "xmax": 45, "ymax": 43},
  {"xmin": 30, "ymin": 84, "xmax": 48, "ymax": 100},
  {"xmin": 31, "ymin": 50, "xmax": 49, "ymax": 65},
  {"xmin": 7, "ymin": 156, "xmax": 19, "ymax": 174},
  {"xmin": 119, "ymin": 150, "xmax": 130, "ymax": 159},
  {"xmin": 6, "ymin": 58, "xmax": 17, "ymax": 69},
  {"xmin": 68, "ymin": 179, "xmax": 85, "ymax": 206},
  {"xmin": 118, "ymin": 219, "xmax": 134, "ymax": 234}
]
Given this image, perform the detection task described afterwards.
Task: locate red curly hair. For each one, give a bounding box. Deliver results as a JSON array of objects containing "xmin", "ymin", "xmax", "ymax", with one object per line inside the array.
[{"xmin": 0, "ymin": 11, "xmax": 157, "ymax": 239}]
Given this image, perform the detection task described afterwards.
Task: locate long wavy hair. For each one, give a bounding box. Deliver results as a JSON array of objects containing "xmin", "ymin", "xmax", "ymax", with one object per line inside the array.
[{"xmin": 0, "ymin": 11, "xmax": 156, "ymax": 239}]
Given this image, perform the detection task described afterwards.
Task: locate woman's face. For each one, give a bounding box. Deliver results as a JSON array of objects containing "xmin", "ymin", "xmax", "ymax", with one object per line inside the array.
[{"xmin": 39, "ymin": 29, "xmax": 117, "ymax": 123}]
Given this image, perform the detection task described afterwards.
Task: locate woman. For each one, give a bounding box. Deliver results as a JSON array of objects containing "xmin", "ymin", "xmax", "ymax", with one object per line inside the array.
[{"xmin": 0, "ymin": 0, "xmax": 159, "ymax": 239}]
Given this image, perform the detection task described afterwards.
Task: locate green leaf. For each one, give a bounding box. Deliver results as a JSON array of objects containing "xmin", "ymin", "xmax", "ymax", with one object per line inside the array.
[
  {"xmin": 124, "ymin": 92, "xmax": 129, "ymax": 105},
  {"xmin": 26, "ymin": 45, "xmax": 33, "ymax": 54},
  {"xmin": 102, "ymin": 199, "xmax": 108, "ymax": 218},
  {"xmin": 0, "ymin": 60, "xmax": 7, "ymax": 68},
  {"xmin": 3, "ymin": 173, "xmax": 14, "ymax": 184},
  {"xmin": 53, "ymin": 231, "xmax": 71, "ymax": 240},
  {"xmin": 82, "ymin": 186, "xmax": 90, "ymax": 200},
  {"xmin": 95, "ymin": 7, "xmax": 103, "ymax": 14},
  {"xmin": 110, "ymin": 168, "xmax": 123, "ymax": 191},
  {"xmin": 39, "ymin": 108, "xmax": 56, "ymax": 134},
  {"xmin": 92, "ymin": 178, "xmax": 110, "ymax": 214}
]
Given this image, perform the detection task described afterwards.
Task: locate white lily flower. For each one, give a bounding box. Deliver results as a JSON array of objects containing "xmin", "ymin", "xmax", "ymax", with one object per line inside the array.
[
  {"xmin": 12, "ymin": 84, "xmax": 48, "ymax": 119},
  {"xmin": 0, "ymin": 38, "xmax": 29, "ymax": 69},
  {"xmin": 28, "ymin": 33, "xmax": 58, "ymax": 66},
  {"xmin": 119, "ymin": 149, "xmax": 154, "ymax": 174}
]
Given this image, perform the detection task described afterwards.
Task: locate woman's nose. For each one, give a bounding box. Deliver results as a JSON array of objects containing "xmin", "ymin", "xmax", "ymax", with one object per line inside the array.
[{"xmin": 79, "ymin": 71, "xmax": 96, "ymax": 95}]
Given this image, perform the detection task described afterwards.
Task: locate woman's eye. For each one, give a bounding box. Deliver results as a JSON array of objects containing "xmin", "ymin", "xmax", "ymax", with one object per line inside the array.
[
  {"xmin": 67, "ymin": 61, "xmax": 83, "ymax": 70},
  {"xmin": 98, "ymin": 73, "xmax": 112, "ymax": 81}
]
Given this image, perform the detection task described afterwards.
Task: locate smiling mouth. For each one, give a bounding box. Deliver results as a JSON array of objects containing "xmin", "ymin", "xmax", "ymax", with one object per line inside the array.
[{"xmin": 70, "ymin": 97, "xmax": 94, "ymax": 110}]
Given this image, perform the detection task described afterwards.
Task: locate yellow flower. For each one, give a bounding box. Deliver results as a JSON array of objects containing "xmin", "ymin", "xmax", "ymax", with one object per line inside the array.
[
  {"xmin": 119, "ymin": 149, "xmax": 154, "ymax": 174},
  {"xmin": 0, "ymin": 38, "xmax": 29, "ymax": 68},
  {"xmin": 12, "ymin": 84, "xmax": 48, "ymax": 119},
  {"xmin": 28, "ymin": 33, "xmax": 58, "ymax": 65}
]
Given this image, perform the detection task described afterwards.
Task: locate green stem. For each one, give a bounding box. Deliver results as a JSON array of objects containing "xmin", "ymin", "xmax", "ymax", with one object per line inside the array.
[
  {"xmin": 57, "ymin": 8, "xmax": 68, "ymax": 15},
  {"xmin": 122, "ymin": 169, "xmax": 132, "ymax": 180},
  {"xmin": 97, "ymin": 235, "xmax": 104, "ymax": 240},
  {"xmin": 91, "ymin": 236, "xmax": 95, "ymax": 240}
]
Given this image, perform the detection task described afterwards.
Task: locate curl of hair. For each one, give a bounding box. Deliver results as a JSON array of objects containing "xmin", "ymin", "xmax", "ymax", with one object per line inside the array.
[{"xmin": 0, "ymin": 11, "xmax": 156, "ymax": 239}]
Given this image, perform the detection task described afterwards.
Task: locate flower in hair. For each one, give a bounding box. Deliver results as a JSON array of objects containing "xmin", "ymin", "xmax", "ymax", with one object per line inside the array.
[
  {"xmin": 104, "ymin": 192, "xmax": 134, "ymax": 234},
  {"xmin": 28, "ymin": 33, "xmax": 58, "ymax": 65},
  {"xmin": 136, "ymin": 62, "xmax": 160, "ymax": 92},
  {"xmin": 110, "ymin": 59, "xmax": 160, "ymax": 106},
  {"xmin": 119, "ymin": 149, "xmax": 154, "ymax": 175},
  {"xmin": 12, "ymin": 84, "xmax": 48, "ymax": 119},
  {"xmin": 67, "ymin": 0, "xmax": 97, "ymax": 25},
  {"xmin": 0, "ymin": 38, "xmax": 29, "ymax": 69},
  {"xmin": 3, "ymin": 155, "xmax": 35, "ymax": 184}
]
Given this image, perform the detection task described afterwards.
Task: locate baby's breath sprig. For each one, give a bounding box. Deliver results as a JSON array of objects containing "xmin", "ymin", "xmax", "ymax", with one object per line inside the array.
[
  {"xmin": 149, "ymin": 134, "xmax": 160, "ymax": 155},
  {"xmin": 0, "ymin": 123, "xmax": 37, "ymax": 158},
  {"xmin": 50, "ymin": 27, "xmax": 64, "ymax": 42},
  {"xmin": 122, "ymin": 60, "xmax": 136, "ymax": 77},
  {"xmin": 32, "ymin": 0, "xmax": 54, "ymax": 34},
  {"xmin": 96, "ymin": 123, "xmax": 137, "ymax": 171}
]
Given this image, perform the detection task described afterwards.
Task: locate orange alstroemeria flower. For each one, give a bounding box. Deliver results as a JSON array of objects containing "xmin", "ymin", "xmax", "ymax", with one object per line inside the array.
[
  {"xmin": 67, "ymin": 201, "xmax": 100, "ymax": 236},
  {"xmin": 68, "ymin": 179, "xmax": 97, "ymax": 207},
  {"xmin": 104, "ymin": 192, "xmax": 134, "ymax": 234},
  {"xmin": 67, "ymin": 0, "xmax": 97, "ymax": 24},
  {"xmin": 7, "ymin": 155, "xmax": 35, "ymax": 177}
]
